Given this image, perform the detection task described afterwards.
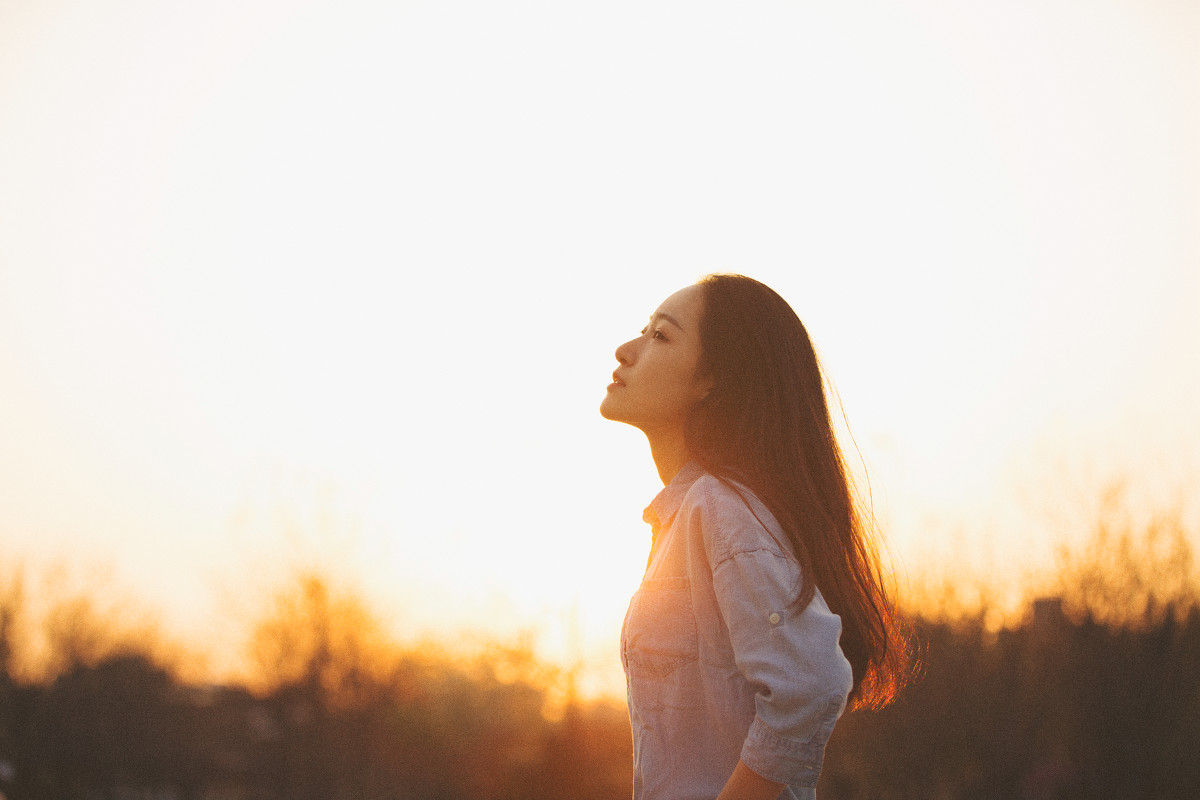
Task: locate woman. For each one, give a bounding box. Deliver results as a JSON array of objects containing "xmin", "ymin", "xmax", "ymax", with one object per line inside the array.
[{"xmin": 600, "ymin": 274, "xmax": 909, "ymax": 800}]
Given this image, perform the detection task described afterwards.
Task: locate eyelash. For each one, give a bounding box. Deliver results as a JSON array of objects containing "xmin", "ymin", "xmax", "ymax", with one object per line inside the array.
[{"xmin": 640, "ymin": 327, "xmax": 667, "ymax": 342}]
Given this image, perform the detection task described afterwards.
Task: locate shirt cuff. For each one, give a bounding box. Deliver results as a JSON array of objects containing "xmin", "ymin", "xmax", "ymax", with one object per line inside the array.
[{"xmin": 739, "ymin": 715, "xmax": 827, "ymax": 789}]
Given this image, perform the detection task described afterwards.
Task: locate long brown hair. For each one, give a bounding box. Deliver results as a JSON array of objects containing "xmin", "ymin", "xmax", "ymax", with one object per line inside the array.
[{"xmin": 685, "ymin": 273, "xmax": 912, "ymax": 710}]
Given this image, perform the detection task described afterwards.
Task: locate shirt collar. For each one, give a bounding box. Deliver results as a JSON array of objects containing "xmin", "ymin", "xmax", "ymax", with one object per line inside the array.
[{"xmin": 642, "ymin": 461, "xmax": 706, "ymax": 534}]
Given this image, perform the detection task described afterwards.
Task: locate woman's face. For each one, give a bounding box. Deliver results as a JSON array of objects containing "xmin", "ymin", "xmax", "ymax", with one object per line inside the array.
[{"xmin": 600, "ymin": 284, "xmax": 712, "ymax": 437}]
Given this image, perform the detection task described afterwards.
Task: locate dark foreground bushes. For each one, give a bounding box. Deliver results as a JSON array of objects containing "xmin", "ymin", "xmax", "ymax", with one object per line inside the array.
[
  {"xmin": 819, "ymin": 600, "xmax": 1200, "ymax": 800},
  {"xmin": 4, "ymin": 491, "xmax": 1199, "ymax": 800},
  {"xmin": 0, "ymin": 598, "xmax": 1197, "ymax": 800},
  {"xmin": 0, "ymin": 648, "xmax": 631, "ymax": 800}
]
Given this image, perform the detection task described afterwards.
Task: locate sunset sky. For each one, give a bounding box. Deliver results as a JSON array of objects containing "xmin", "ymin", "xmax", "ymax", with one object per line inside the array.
[{"xmin": 1, "ymin": 0, "xmax": 1197, "ymax": 694}]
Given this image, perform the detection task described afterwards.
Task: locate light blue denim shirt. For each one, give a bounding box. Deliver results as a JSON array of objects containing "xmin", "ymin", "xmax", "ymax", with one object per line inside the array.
[{"xmin": 621, "ymin": 462, "xmax": 853, "ymax": 800}]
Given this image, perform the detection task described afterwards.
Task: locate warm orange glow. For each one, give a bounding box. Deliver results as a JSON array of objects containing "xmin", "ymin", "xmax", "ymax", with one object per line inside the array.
[{"xmin": 0, "ymin": 0, "xmax": 1197, "ymax": 704}]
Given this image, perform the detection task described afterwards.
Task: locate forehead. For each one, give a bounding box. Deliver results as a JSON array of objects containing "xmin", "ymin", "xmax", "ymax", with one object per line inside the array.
[{"xmin": 653, "ymin": 284, "xmax": 706, "ymax": 328}]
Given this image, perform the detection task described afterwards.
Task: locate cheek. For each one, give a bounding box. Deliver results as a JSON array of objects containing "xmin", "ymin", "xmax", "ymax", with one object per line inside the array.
[{"xmin": 662, "ymin": 365, "xmax": 709, "ymax": 408}]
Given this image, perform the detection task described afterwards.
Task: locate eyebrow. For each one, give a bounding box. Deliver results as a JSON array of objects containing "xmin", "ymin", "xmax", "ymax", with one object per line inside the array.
[{"xmin": 649, "ymin": 312, "xmax": 685, "ymax": 332}]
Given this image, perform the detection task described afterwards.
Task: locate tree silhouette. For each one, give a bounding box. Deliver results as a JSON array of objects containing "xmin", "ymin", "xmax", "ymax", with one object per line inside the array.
[{"xmin": 0, "ymin": 482, "xmax": 1196, "ymax": 800}]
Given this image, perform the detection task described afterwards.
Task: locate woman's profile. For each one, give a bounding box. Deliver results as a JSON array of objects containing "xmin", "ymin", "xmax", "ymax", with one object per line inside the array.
[{"xmin": 600, "ymin": 274, "xmax": 910, "ymax": 800}]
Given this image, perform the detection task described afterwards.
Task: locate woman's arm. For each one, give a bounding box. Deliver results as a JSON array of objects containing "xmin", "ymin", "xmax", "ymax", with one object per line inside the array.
[
  {"xmin": 695, "ymin": 479, "xmax": 854, "ymax": 791},
  {"xmin": 716, "ymin": 760, "xmax": 785, "ymax": 800}
]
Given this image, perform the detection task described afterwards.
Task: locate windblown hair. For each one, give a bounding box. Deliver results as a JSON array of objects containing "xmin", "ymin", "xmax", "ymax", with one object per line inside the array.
[{"xmin": 686, "ymin": 273, "xmax": 912, "ymax": 710}]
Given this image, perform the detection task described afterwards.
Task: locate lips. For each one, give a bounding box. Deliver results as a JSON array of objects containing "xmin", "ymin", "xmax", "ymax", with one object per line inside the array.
[{"xmin": 611, "ymin": 371, "xmax": 626, "ymax": 387}]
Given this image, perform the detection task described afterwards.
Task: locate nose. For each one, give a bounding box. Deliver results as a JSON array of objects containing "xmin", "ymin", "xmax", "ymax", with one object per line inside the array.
[{"xmin": 615, "ymin": 336, "xmax": 638, "ymax": 365}]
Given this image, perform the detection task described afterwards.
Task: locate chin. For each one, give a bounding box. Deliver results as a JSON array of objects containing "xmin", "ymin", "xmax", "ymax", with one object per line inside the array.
[{"xmin": 599, "ymin": 395, "xmax": 629, "ymax": 423}]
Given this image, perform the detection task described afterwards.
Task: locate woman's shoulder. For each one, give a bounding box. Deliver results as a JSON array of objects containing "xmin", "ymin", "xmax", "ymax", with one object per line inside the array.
[
  {"xmin": 682, "ymin": 470, "xmax": 760, "ymax": 514},
  {"xmin": 680, "ymin": 471, "xmax": 790, "ymax": 558}
]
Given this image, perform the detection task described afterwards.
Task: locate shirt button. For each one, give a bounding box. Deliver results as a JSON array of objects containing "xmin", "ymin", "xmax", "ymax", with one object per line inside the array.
[{"xmin": 768, "ymin": 613, "xmax": 781, "ymax": 625}]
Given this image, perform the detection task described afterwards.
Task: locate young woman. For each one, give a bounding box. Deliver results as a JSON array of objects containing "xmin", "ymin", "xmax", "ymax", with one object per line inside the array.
[{"xmin": 600, "ymin": 274, "xmax": 909, "ymax": 800}]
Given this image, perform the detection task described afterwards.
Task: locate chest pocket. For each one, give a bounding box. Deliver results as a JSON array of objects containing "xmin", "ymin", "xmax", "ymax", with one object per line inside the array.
[{"xmin": 622, "ymin": 576, "xmax": 700, "ymax": 678}]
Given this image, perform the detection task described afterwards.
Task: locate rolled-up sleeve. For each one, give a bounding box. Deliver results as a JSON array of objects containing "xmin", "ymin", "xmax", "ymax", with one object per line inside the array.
[{"xmin": 704, "ymin": 488, "xmax": 854, "ymax": 787}]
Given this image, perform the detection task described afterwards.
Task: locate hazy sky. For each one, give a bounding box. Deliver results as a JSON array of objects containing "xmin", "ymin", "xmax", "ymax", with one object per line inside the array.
[{"xmin": 1, "ymin": 0, "xmax": 1197, "ymax": 692}]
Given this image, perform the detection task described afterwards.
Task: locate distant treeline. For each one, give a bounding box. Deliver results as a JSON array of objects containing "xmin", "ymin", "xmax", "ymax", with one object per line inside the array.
[
  {"xmin": 2, "ymin": 595, "xmax": 1197, "ymax": 800},
  {"xmin": 823, "ymin": 600, "xmax": 1200, "ymax": 799},
  {"xmin": 0, "ymin": 491, "xmax": 1197, "ymax": 800}
]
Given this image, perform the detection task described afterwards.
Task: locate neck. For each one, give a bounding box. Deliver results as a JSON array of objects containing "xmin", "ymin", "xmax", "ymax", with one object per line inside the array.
[{"xmin": 645, "ymin": 429, "xmax": 692, "ymax": 486}]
